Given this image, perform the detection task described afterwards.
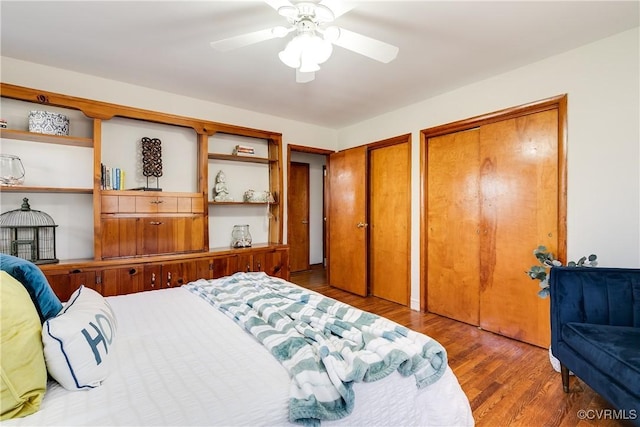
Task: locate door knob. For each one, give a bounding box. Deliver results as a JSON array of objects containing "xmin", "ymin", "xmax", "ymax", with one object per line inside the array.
[
  {"xmin": 302, "ymin": 220, "xmax": 309, "ymax": 224},
  {"xmin": 357, "ymin": 222, "xmax": 368, "ymax": 228}
]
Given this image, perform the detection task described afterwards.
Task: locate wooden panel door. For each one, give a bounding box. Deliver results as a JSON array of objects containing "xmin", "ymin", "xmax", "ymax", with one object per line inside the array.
[
  {"xmin": 328, "ymin": 146, "xmax": 368, "ymax": 296},
  {"xmin": 162, "ymin": 261, "xmax": 191, "ymax": 288},
  {"xmin": 211, "ymin": 256, "xmax": 234, "ymax": 279},
  {"xmin": 137, "ymin": 217, "xmax": 161, "ymax": 255},
  {"xmin": 264, "ymin": 248, "xmax": 289, "ymax": 279},
  {"xmin": 427, "ymin": 129, "xmax": 482, "ymax": 325},
  {"xmin": 156, "ymin": 217, "xmax": 176, "ymax": 255},
  {"xmin": 101, "ymin": 217, "xmax": 137, "ymax": 259},
  {"xmin": 369, "ymin": 141, "xmax": 411, "ymax": 305},
  {"xmin": 252, "ymin": 251, "xmax": 266, "ymax": 272},
  {"xmin": 478, "ymin": 109, "xmax": 558, "ymax": 347},
  {"xmin": 45, "ymin": 270, "xmax": 99, "ymax": 302},
  {"xmin": 101, "ymin": 265, "xmax": 143, "ymax": 296},
  {"xmin": 237, "ymin": 254, "xmax": 252, "ymax": 273},
  {"xmin": 288, "ymin": 162, "xmax": 310, "ymax": 272},
  {"xmin": 189, "ymin": 258, "xmax": 213, "ymax": 281},
  {"xmin": 173, "ymin": 216, "xmax": 205, "ymax": 253}
]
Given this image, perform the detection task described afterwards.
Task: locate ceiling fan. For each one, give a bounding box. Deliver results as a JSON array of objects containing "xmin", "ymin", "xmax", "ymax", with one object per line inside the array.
[{"xmin": 210, "ymin": 0, "xmax": 399, "ymax": 83}]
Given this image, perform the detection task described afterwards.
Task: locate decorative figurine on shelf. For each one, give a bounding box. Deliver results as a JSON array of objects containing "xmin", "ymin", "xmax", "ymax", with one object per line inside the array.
[
  {"xmin": 141, "ymin": 137, "xmax": 162, "ymax": 191},
  {"xmin": 213, "ymin": 170, "xmax": 233, "ymax": 202}
]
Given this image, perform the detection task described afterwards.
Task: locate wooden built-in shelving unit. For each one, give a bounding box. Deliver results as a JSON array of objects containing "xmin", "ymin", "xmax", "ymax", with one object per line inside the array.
[{"xmin": 0, "ymin": 82, "xmax": 288, "ymax": 298}]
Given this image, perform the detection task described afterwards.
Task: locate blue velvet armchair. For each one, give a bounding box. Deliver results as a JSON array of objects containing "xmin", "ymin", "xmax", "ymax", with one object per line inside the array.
[{"xmin": 550, "ymin": 266, "xmax": 640, "ymax": 425}]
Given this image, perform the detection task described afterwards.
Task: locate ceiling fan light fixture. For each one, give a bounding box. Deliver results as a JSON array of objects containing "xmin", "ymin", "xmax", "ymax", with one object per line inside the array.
[
  {"xmin": 299, "ymin": 59, "xmax": 320, "ymax": 73},
  {"xmin": 313, "ymin": 4, "xmax": 335, "ymax": 23},
  {"xmin": 279, "ymin": 34, "xmax": 305, "ymax": 68},
  {"xmin": 279, "ymin": 46, "xmax": 301, "ymax": 68},
  {"xmin": 277, "ymin": 5, "xmax": 298, "ymax": 20},
  {"xmin": 306, "ymin": 34, "xmax": 332, "ymax": 64},
  {"xmin": 279, "ymin": 32, "xmax": 332, "ymax": 70},
  {"xmin": 210, "ymin": 0, "xmax": 400, "ymax": 82},
  {"xmin": 271, "ymin": 26, "xmax": 290, "ymax": 38},
  {"xmin": 322, "ymin": 26, "xmax": 341, "ymax": 43}
]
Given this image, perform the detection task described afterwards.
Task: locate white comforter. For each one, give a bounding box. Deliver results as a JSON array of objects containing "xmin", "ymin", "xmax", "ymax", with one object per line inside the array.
[{"xmin": 7, "ymin": 287, "xmax": 474, "ymax": 426}]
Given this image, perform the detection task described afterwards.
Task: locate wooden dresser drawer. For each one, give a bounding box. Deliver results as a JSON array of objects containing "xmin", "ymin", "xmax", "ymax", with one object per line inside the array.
[
  {"xmin": 102, "ymin": 193, "xmax": 203, "ymax": 214},
  {"xmin": 102, "ymin": 195, "xmax": 136, "ymax": 213},
  {"xmin": 135, "ymin": 196, "xmax": 178, "ymax": 213}
]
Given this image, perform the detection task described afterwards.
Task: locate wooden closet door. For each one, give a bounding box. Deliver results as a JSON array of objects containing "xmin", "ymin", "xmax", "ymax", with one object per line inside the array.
[
  {"xmin": 427, "ymin": 129, "xmax": 481, "ymax": 325},
  {"xmin": 328, "ymin": 146, "xmax": 368, "ymax": 296},
  {"xmin": 288, "ymin": 162, "xmax": 310, "ymax": 272},
  {"xmin": 479, "ymin": 109, "xmax": 558, "ymax": 347},
  {"xmin": 369, "ymin": 141, "xmax": 410, "ymax": 305}
]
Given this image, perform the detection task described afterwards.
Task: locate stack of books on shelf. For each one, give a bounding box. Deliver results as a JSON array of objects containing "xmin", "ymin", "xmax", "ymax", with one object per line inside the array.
[
  {"xmin": 101, "ymin": 164, "xmax": 125, "ymax": 190},
  {"xmin": 233, "ymin": 145, "xmax": 254, "ymax": 156}
]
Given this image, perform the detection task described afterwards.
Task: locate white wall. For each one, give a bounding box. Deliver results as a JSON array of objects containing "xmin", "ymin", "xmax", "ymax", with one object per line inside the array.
[{"xmin": 338, "ymin": 27, "xmax": 640, "ymax": 309}]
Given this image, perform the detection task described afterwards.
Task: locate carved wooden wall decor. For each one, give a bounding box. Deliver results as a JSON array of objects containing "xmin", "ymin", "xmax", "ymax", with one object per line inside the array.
[{"xmin": 141, "ymin": 137, "xmax": 163, "ymax": 190}]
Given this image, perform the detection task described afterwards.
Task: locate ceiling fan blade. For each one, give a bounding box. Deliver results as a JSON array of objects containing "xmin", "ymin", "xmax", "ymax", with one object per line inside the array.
[
  {"xmin": 319, "ymin": 0, "xmax": 355, "ymax": 19},
  {"xmin": 210, "ymin": 27, "xmax": 288, "ymax": 52},
  {"xmin": 264, "ymin": 0, "xmax": 294, "ymax": 12},
  {"xmin": 296, "ymin": 69, "xmax": 315, "ymax": 83},
  {"xmin": 332, "ymin": 28, "xmax": 399, "ymax": 63}
]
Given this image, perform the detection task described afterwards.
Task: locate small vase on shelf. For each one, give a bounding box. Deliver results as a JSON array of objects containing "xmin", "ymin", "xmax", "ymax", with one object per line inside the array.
[
  {"xmin": 0, "ymin": 154, "xmax": 25, "ymax": 186},
  {"xmin": 231, "ymin": 224, "xmax": 252, "ymax": 248}
]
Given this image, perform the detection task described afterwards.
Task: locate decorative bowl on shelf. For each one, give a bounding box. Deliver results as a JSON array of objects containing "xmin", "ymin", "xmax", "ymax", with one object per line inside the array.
[
  {"xmin": 0, "ymin": 154, "xmax": 25, "ymax": 186},
  {"xmin": 28, "ymin": 110, "xmax": 69, "ymax": 136},
  {"xmin": 243, "ymin": 189, "xmax": 275, "ymax": 203}
]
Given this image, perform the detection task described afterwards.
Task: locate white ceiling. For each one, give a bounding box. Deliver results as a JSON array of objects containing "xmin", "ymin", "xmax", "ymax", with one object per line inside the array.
[{"xmin": 1, "ymin": 1, "xmax": 638, "ymax": 128}]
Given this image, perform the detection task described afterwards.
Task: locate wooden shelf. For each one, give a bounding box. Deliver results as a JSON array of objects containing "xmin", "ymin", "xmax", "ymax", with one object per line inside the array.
[
  {"xmin": 0, "ymin": 128, "xmax": 93, "ymax": 148},
  {"xmin": 101, "ymin": 189, "xmax": 202, "ymax": 197},
  {"xmin": 208, "ymin": 153, "xmax": 272, "ymax": 164},
  {"xmin": 1, "ymin": 83, "xmax": 284, "ymax": 264},
  {"xmin": 208, "ymin": 201, "xmax": 278, "ymax": 206},
  {"xmin": 0, "ymin": 185, "xmax": 93, "ymax": 194}
]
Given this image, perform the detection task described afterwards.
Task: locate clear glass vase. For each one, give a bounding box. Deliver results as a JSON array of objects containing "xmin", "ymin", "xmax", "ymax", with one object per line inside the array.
[
  {"xmin": 231, "ymin": 224, "xmax": 252, "ymax": 248},
  {"xmin": 0, "ymin": 154, "xmax": 25, "ymax": 186}
]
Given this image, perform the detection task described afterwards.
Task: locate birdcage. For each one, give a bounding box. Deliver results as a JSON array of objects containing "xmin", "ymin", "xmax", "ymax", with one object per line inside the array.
[{"xmin": 0, "ymin": 198, "xmax": 58, "ymax": 264}]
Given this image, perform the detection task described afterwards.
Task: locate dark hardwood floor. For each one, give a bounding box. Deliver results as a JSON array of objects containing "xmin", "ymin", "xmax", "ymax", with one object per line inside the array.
[{"xmin": 290, "ymin": 266, "xmax": 630, "ymax": 427}]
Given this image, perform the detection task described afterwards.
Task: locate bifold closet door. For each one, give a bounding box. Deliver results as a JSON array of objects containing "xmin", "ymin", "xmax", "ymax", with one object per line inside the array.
[
  {"xmin": 478, "ymin": 109, "xmax": 558, "ymax": 347},
  {"xmin": 427, "ymin": 128, "xmax": 481, "ymax": 325}
]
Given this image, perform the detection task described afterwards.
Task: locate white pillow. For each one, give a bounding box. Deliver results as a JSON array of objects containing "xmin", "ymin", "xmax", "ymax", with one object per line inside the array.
[{"xmin": 42, "ymin": 286, "xmax": 117, "ymax": 390}]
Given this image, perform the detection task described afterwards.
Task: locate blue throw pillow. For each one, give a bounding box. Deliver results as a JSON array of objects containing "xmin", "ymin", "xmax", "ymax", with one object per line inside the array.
[{"xmin": 0, "ymin": 254, "xmax": 62, "ymax": 322}]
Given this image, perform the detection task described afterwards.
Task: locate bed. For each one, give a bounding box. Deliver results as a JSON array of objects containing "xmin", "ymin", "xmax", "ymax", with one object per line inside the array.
[{"xmin": 1, "ymin": 262, "xmax": 474, "ymax": 426}]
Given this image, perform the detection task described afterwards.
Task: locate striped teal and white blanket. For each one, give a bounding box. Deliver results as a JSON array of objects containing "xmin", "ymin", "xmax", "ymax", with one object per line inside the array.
[{"xmin": 184, "ymin": 272, "xmax": 448, "ymax": 426}]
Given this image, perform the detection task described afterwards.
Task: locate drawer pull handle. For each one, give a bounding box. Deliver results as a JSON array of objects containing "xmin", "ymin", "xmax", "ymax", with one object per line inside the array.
[
  {"xmin": 150, "ymin": 200, "xmax": 164, "ymax": 204},
  {"xmin": 149, "ymin": 221, "xmax": 163, "ymax": 225}
]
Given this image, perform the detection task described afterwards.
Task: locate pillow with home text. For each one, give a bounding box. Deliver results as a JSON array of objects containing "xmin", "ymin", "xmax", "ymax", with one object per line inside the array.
[{"xmin": 42, "ymin": 286, "xmax": 117, "ymax": 390}]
